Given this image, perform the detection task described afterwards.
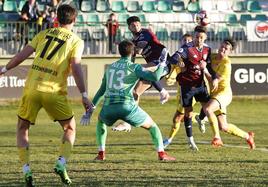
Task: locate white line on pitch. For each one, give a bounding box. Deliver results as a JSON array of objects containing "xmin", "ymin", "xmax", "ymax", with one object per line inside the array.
[{"xmin": 197, "ymin": 141, "xmax": 268, "ymax": 152}]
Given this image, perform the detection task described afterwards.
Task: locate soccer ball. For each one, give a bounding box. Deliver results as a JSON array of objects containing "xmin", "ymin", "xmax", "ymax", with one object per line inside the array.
[{"xmin": 194, "ymin": 10, "xmax": 210, "ymax": 27}]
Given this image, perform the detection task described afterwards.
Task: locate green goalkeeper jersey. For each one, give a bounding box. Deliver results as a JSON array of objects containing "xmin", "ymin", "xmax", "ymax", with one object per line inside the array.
[{"xmin": 92, "ymin": 57, "xmax": 164, "ymax": 106}]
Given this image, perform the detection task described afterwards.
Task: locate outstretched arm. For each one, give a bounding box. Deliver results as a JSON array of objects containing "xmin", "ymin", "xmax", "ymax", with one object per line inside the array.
[
  {"xmin": 0, "ymin": 45, "xmax": 35, "ymax": 75},
  {"xmin": 135, "ymin": 63, "xmax": 165, "ymax": 81},
  {"xmin": 70, "ymin": 57, "xmax": 94, "ymax": 111}
]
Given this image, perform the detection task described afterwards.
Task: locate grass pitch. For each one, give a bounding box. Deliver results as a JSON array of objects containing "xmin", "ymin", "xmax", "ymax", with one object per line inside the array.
[{"xmin": 0, "ymin": 97, "xmax": 267, "ymax": 187}]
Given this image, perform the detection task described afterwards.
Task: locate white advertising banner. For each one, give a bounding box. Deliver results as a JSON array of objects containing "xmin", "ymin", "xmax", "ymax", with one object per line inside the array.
[{"xmin": 246, "ymin": 21, "xmax": 268, "ymax": 41}]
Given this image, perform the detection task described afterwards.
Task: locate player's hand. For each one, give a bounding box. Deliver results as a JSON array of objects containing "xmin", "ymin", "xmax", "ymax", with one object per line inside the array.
[
  {"xmin": 80, "ymin": 96, "xmax": 95, "ymax": 125},
  {"xmin": 211, "ymin": 78, "xmax": 218, "ymax": 93},
  {"xmin": 0, "ymin": 66, "xmax": 7, "ymax": 76},
  {"xmin": 80, "ymin": 107, "xmax": 95, "ymax": 126},
  {"xmin": 204, "ymin": 68, "xmax": 212, "ymax": 82},
  {"xmin": 80, "ymin": 101, "xmax": 95, "ymax": 126},
  {"xmin": 199, "ymin": 60, "xmax": 207, "ymax": 70}
]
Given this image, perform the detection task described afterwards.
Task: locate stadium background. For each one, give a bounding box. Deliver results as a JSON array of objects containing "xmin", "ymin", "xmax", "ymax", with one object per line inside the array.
[{"xmin": 0, "ymin": 0, "xmax": 267, "ymax": 98}]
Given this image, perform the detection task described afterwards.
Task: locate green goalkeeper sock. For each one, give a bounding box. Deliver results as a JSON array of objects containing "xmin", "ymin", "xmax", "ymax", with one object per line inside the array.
[
  {"xmin": 96, "ymin": 120, "xmax": 107, "ymax": 151},
  {"xmin": 149, "ymin": 123, "xmax": 164, "ymax": 152}
]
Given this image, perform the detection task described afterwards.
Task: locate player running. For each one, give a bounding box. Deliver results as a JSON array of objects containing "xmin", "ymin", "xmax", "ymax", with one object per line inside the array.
[
  {"xmin": 81, "ymin": 40, "xmax": 175, "ymax": 161},
  {"xmin": 174, "ymin": 26, "xmax": 219, "ymax": 151},
  {"xmin": 0, "ymin": 4, "xmax": 93, "ymax": 186},
  {"xmin": 163, "ymin": 33, "xmax": 206, "ymax": 148},
  {"xmin": 112, "ymin": 16, "xmax": 171, "ymax": 132},
  {"xmin": 200, "ymin": 39, "xmax": 256, "ymax": 149}
]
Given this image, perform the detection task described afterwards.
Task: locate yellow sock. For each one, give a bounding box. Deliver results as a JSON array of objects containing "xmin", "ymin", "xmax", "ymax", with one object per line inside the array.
[
  {"xmin": 59, "ymin": 141, "xmax": 73, "ymax": 161},
  {"xmin": 208, "ymin": 115, "xmax": 221, "ymax": 138},
  {"xmin": 226, "ymin": 123, "xmax": 248, "ymax": 139},
  {"xmin": 18, "ymin": 147, "xmax": 30, "ymax": 165},
  {"xmin": 168, "ymin": 122, "xmax": 180, "ymax": 140}
]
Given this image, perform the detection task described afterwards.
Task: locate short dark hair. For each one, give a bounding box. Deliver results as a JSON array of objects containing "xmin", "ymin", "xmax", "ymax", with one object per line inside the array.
[
  {"xmin": 181, "ymin": 33, "xmax": 192, "ymax": 40},
  {"xmin": 57, "ymin": 4, "xmax": 77, "ymax": 25},
  {"xmin": 194, "ymin": 26, "xmax": 207, "ymax": 34},
  {"xmin": 127, "ymin": 16, "xmax": 140, "ymax": 26},
  {"xmin": 119, "ymin": 40, "xmax": 134, "ymax": 57},
  {"xmin": 223, "ymin": 38, "xmax": 236, "ymax": 50}
]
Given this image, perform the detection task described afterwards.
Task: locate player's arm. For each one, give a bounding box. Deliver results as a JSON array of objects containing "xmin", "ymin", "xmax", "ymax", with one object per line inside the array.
[
  {"xmin": 92, "ymin": 74, "xmax": 106, "ymax": 106},
  {"xmin": 135, "ymin": 64, "xmax": 165, "ymax": 81},
  {"xmin": 205, "ymin": 49, "xmax": 218, "ymax": 92},
  {"xmin": 70, "ymin": 58, "xmax": 87, "ymax": 94},
  {"xmin": 0, "ymin": 45, "xmax": 34, "ymax": 75},
  {"xmin": 70, "ymin": 40, "xmax": 94, "ymax": 112},
  {"xmin": 70, "ymin": 57, "xmax": 94, "ymax": 110}
]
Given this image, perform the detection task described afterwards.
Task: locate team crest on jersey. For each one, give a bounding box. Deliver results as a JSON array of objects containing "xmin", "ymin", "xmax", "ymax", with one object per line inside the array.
[
  {"xmin": 203, "ymin": 54, "xmax": 208, "ymax": 60},
  {"xmin": 193, "ymin": 55, "xmax": 198, "ymax": 58},
  {"xmin": 179, "ymin": 48, "xmax": 183, "ymax": 53}
]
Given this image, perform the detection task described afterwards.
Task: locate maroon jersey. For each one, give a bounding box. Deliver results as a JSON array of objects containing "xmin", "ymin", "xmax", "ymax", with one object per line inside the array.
[
  {"xmin": 132, "ymin": 28, "xmax": 166, "ymax": 63},
  {"xmin": 177, "ymin": 42, "xmax": 211, "ymax": 87}
]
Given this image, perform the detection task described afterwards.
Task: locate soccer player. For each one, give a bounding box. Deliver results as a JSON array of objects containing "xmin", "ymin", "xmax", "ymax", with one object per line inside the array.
[
  {"xmin": 111, "ymin": 16, "xmax": 170, "ymax": 132},
  {"xmin": 175, "ymin": 26, "xmax": 219, "ymax": 151},
  {"xmin": 89, "ymin": 40, "xmax": 175, "ymax": 161},
  {"xmin": 163, "ymin": 33, "xmax": 206, "ymax": 148},
  {"xmin": 0, "ymin": 4, "xmax": 93, "ymax": 186},
  {"xmin": 201, "ymin": 39, "xmax": 255, "ymax": 149},
  {"xmin": 127, "ymin": 16, "xmax": 170, "ymax": 104}
]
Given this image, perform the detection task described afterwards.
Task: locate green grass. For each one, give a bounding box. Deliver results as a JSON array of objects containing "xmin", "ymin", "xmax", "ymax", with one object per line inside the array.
[{"xmin": 0, "ymin": 97, "xmax": 267, "ymax": 187}]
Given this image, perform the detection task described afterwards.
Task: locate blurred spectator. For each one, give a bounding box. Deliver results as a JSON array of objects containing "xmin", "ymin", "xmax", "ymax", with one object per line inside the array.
[
  {"xmin": 105, "ymin": 13, "xmax": 119, "ymax": 54},
  {"xmin": 187, "ymin": 0, "xmax": 200, "ymax": 13},
  {"xmin": 37, "ymin": 11, "xmax": 47, "ymax": 32},
  {"xmin": 46, "ymin": 0, "xmax": 61, "ymax": 13},
  {"xmin": 48, "ymin": 10, "xmax": 58, "ymax": 28},
  {"xmin": 17, "ymin": 0, "xmax": 41, "ymax": 50}
]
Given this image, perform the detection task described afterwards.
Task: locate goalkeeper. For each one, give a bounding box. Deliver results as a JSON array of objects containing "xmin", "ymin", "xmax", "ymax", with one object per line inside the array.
[{"xmin": 81, "ymin": 40, "xmax": 175, "ymax": 161}]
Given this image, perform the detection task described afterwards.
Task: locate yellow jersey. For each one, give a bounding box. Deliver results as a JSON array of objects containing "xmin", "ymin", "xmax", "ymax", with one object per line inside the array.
[
  {"xmin": 25, "ymin": 27, "xmax": 84, "ymax": 94},
  {"xmin": 211, "ymin": 54, "xmax": 232, "ymax": 96}
]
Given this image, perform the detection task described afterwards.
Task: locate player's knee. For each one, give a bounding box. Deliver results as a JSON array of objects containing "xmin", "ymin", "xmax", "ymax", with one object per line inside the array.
[
  {"xmin": 219, "ymin": 124, "xmax": 228, "ymax": 132},
  {"xmin": 17, "ymin": 119, "xmax": 30, "ymax": 132},
  {"xmin": 64, "ymin": 124, "xmax": 76, "ymax": 134},
  {"xmin": 203, "ymin": 107, "xmax": 213, "ymax": 116},
  {"xmin": 173, "ymin": 113, "xmax": 183, "ymax": 123}
]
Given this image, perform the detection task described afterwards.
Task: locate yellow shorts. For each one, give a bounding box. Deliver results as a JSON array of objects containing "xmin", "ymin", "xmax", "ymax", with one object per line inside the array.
[
  {"xmin": 212, "ymin": 93, "xmax": 232, "ymax": 115},
  {"xmin": 18, "ymin": 89, "xmax": 73, "ymax": 124},
  {"xmin": 176, "ymin": 86, "xmax": 196, "ymax": 113}
]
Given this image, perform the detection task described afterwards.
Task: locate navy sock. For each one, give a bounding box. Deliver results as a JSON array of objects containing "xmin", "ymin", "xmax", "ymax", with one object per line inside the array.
[
  {"xmin": 152, "ymin": 81, "xmax": 163, "ymax": 92},
  {"xmin": 184, "ymin": 117, "xmax": 193, "ymax": 137},
  {"xmin": 199, "ymin": 108, "xmax": 206, "ymax": 120}
]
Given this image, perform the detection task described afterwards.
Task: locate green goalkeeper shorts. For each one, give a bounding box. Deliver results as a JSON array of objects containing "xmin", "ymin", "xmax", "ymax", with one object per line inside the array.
[{"xmin": 99, "ymin": 103, "xmax": 149, "ymax": 127}]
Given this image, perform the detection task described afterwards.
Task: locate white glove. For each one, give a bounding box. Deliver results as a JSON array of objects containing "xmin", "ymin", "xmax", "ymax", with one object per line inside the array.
[{"xmin": 80, "ymin": 107, "xmax": 95, "ymax": 126}]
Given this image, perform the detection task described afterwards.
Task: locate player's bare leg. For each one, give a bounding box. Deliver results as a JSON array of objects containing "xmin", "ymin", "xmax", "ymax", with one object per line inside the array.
[
  {"xmin": 217, "ymin": 115, "xmax": 255, "ymax": 149},
  {"xmin": 17, "ymin": 118, "xmax": 35, "ymax": 187},
  {"xmin": 143, "ymin": 62, "xmax": 170, "ymax": 104},
  {"xmin": 203, "ymin": 101, "xmax": 223, "ymax": 147}
]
